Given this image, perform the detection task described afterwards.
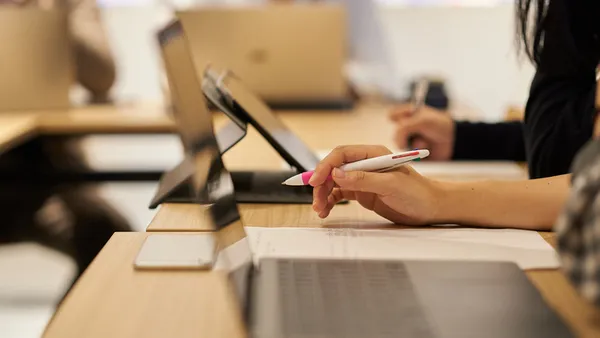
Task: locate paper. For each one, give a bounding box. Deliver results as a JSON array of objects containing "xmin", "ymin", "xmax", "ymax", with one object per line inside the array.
[{"xmin": 242, "ymin": 227, "xmax": 559, "ymax": 270}]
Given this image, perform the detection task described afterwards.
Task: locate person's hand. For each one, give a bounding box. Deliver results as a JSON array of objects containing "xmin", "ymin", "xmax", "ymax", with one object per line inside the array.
[
  {"xmin": 389, "ymin": 104, "xmax": 455, "ymax": 161},
  {"xmin": 309, "ymin": 145, "xmax": 444, "ymax": 226}
]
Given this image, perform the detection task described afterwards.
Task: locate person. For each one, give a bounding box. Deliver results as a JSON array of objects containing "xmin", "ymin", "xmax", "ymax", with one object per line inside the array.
[
  {"xmin": 0, "ymin": 0, "xmax": 116, "ymax": 103},
  {"xmin": 0, "ymin": 0, "xmax": 131, "ymax": 298},
  {"xmin": 391, "ymin": 0, "xmax": 599, "ymax": 179},
  {"xmin": 309, "ymin": 0, "xmax": 600, "ymax": 230}
]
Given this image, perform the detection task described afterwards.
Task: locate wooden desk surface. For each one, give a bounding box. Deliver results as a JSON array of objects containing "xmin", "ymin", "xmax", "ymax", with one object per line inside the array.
[
  {"xmin": 0, "ymin": 115, "xmax": 38, "ymax": 153},
  {"xmin": 0, "ymin": 103, "xmax": 175, "ymax": 153},
  {"xmin": 45, "ymin": 229, "xmax": 600, "ymax": 338},
  {"xmin": 36, "ymin": 103, "xmax": 175, "ymax": 135},
  {"xmin": 44, "ymin": 102, "xmax": 600, "ymax": 338}
]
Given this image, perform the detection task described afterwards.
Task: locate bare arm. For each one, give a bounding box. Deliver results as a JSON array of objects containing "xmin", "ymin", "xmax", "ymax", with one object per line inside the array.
[{"xmin": 436, "ymin": 175, "xmax": 571, "ymax": 230}]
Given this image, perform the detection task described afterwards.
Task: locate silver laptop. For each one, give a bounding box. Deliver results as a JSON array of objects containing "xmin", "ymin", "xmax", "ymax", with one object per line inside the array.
[
  {"xmin": 177, "ymin": 5, "xmax": 352, "ymax": 109},
  {"xmin": 157, "ymin": 20, "xmax": 572, "ymax": 338},
  {"xmin": 0, "ymin": 8, "xmax": 72, "ymax": 111}
]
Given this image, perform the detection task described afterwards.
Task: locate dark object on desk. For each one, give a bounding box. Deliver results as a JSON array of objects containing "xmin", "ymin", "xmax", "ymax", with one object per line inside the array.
[
  {"xmin": 408, "ymin": 77, "xmax": 449, "ymax": 110},
  {"xmin": 151, "ymin": 168, "xmax": 313, "ymax": 207},
  {"xmin": 267, "ymin": 99, "xmax": 354, "ymax": 111}
]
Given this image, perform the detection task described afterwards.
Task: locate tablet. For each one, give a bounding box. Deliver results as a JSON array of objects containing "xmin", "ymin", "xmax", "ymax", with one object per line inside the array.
[{"xmin": 205, "ymin": 68, "xmax": 320, "ymax": 172}]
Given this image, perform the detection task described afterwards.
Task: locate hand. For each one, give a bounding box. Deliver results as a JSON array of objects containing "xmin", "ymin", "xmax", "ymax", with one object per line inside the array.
[
  {"xmin": 309, "ymin": 145, "xmax": 443, "ymax": 226},
  {"xmin": 389, "ymin": 104, "xmax": 455, "ymax": 161}
]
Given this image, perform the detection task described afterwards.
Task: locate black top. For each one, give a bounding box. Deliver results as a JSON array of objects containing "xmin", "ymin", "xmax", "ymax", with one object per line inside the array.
[{"xmin": 452, "ymin": 0, "xmax": 599, "ymax": 179}]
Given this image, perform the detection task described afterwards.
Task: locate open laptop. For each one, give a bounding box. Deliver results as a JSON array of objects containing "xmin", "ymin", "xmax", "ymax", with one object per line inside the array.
[
  {"xmin": 0, "ymin": 8, "xmax": 72, "ymax": 111},
  {"xmin": 177, "ymin": 5, "xmax": 353, "ymax": 110},
  {"xmin": 145, "ymin": 20, "xmax": 572, "ymax": 338},
  {"xmin": 150, "ymin": 20, "xmax": 321, "ymax": 208}
]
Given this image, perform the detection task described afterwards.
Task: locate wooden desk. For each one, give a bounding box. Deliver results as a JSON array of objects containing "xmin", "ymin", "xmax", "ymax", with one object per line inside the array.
[
  {"xmin": 0, "ymin": 103, "xmax": 175, "ymax": 154},
  {"xmin": 45, "ymin": 103, "xmax": 600, "ymax": 338},
  {"xmin": 0, "ymin": 115, "xmax": 38, "ymax": 153},
  {"xmin": 45, "ymin": 222, "xmax": 600, "ymax": 338},
  {"xmin": 36, "ymin": 103, "xmax": 175, "ymax": 135}
]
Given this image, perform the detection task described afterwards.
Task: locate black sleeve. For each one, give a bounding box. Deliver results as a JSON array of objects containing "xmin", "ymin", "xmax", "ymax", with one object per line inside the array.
[
  {"xmin": 523, "ymin": 71, "xmax": 596, "ymax": 179},
  {"xmin": 522, "ymin": 0, "xmax": 599, "ymax": 179},
  {"xmin": 452, "ymin": 121, "xmax": 526, "ymax": 161}
]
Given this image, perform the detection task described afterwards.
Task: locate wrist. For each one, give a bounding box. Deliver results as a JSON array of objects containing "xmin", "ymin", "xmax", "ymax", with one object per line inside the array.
[{"xmin": 430, "ymin": 180, "xmax": 468, "ymax": 224}]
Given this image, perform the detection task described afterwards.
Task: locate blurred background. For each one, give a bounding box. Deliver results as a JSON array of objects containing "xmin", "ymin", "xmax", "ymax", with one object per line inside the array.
[{"xmin": 0, "ymin": 0, "xmax": 534, "ymax": 337}]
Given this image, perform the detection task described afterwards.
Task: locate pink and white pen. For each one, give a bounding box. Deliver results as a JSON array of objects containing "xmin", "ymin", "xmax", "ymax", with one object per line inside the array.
[{"xmin": 282, "ymin": 149, "xmax": 430, "ymax": 186}]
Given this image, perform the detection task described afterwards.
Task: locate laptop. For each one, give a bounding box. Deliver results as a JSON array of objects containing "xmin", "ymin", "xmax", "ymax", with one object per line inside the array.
[
  {"xmin": 177, "ymin": 5, "xmax": 353, "ymax": 110},
  {"xmin": 0, "ymin": 8, "xmax": 72, "ymax": 112},
  {"xmin": 150, "ymin": 20, "xmax": 320, "ymax": 208},
  {"xmin": 146, "ymin": 20, "xmax": 572, "ymax": 338}
]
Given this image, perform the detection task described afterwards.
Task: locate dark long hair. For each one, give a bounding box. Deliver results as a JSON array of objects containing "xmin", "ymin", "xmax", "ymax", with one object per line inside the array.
[{"xmin": 516, "ymin": 0, "xmax": 599, "ymax": 71}]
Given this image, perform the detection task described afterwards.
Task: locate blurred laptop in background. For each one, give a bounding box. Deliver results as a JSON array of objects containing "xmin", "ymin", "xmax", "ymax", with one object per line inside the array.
[
  {"xmin": 178, "ymin": 4, "xmax": 353, "ymax": 109},
  {"xmin": 0, "ymin": 8, "xmax": 72, "ymax": 111}
]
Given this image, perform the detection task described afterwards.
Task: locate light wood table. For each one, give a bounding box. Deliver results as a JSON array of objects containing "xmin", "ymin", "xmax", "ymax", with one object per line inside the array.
[
  {"xmin": 45, "ymin": 212, "xmax": 600, "ymax": 338},
  {"xmin": 0, "ymin": 103, "xmax": 175, "ymax": 154},
  {"xmin": 0, "ymin": 115, "xmax": 38, "ymax": 153},
  {"xmin": 36, "ymin": 103, "xmax": 175, "ymax": 135},
  {"xmin": 45, "ymin": 103, "xmax": 600, "ymax": 338}
]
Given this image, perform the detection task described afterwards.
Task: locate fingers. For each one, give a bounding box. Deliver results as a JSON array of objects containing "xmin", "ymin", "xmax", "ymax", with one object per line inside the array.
[
  {"xmin": 389, "ymin": 104, "xmax": 414, "ymax": 122},
  {"xmin": 318, "ymin": 188, "xmax": 356, "ymax": 219},
  {"xmin": 394, "ymin": 115, "xmax": 428, "ymax": 149},
  {"xmin": 309, "ymin": 145, "xmax": 391, "ymax": 187},
  {"xmin": 312, "ymin": 179, "xmax": 334, "ymax": 214},
  {"xmin": 332, "ymin": 169, "xmax": 394, "ymax": 196}
]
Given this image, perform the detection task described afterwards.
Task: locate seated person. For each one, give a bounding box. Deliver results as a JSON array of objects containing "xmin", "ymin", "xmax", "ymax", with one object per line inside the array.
[
  {"xmin": 390, "ymin": 0, "xmax": 598, "ymax": 179},
  {"xmin": 0, "ymin": 0, "xmax": 130, "ymax": 298},
  {"xmin": 310, "ymin": 0, "xmax": 600, "ymax": 307}
]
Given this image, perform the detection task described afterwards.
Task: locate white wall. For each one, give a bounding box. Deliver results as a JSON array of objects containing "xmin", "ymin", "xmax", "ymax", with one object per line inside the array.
[
  {"xmin": 101, "ymin": 4, "xmax": 535, "ymax": 121},
  {"xmin": 379, "ymin": 5, "xmax": 535, "ymax": 121}
]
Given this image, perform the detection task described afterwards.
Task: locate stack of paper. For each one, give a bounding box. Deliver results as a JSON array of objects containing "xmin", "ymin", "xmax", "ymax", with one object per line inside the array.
[{"xmin": 239, "ymin": 227, "xmax": 558, "ymax": 270}]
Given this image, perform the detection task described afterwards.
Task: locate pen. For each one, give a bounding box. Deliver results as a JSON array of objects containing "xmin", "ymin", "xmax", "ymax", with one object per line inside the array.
[
  {"xmin": 407, "ymin": 78, "xmax": 429, "ymax": 147},
  {"xmin": 282, "ymin": 149, "xmax": 430, "ymax": 186},
  {"xmin": 412, "ymin": 78, "xmax": 429, "ymax": 112}
]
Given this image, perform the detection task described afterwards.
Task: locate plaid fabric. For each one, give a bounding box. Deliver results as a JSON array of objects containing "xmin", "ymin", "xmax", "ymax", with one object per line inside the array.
[{"xmin": 556, "ymin": 140, "xmax": 600, "ymax": 306}]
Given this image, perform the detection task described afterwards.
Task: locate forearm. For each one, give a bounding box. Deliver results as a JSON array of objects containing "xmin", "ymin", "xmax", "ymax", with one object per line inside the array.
[{"xmin": 434, "ymin": 175, "xmax": 571, "ymax": 230}]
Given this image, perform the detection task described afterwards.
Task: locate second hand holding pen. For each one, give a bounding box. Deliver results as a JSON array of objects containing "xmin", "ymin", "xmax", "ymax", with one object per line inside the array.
[{"xmin": 282, "ymin": 149, "xmax": 430, "ymax": 186}]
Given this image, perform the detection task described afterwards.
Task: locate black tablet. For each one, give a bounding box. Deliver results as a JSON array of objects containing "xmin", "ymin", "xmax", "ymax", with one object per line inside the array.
[{"xmin": 204, "ymin": 69, "xmax": 320, "ymax": 172}]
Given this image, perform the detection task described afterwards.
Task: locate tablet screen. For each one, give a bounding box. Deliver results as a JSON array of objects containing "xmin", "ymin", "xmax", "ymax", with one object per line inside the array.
[{"xmin": 220, "ymin": 74, "xmax": 320, "ymax": 172}]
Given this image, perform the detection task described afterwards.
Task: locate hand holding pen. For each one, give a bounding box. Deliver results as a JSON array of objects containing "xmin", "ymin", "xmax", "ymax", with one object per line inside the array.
[
  {"xmin": 282, "ymin": 149, "xmax": 429, "ymax": 186},
  {"xmin": 301, "ymin": 145, "xmax": 440, "ymax": 225}
]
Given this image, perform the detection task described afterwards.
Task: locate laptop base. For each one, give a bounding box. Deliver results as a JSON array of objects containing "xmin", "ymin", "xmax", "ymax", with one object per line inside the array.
[
  {"xmin": 267, "ymin": 98, "xmax": 354, "ymax": 111},
  {"xmin": 247, "ymin": 259, "xmax": 573, "ymax": 338},
  {"xmin": 150, "ymin": 170, "xmax": 314, "ymax": 208}
]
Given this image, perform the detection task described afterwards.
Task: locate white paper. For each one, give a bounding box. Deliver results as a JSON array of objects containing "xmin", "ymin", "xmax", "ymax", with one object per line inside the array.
[{"xmin": 242, "ymin": 227, "xmax": 559, "ymax": 270}]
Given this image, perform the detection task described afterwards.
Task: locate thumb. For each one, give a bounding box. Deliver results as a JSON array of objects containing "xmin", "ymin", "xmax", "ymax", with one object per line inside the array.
[{"xmin": 331, "ymin": 168, "xmax": 393, "ymax": 195}]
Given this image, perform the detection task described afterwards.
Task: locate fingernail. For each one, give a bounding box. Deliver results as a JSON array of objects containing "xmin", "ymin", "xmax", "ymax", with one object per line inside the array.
[
  {"xmin": 308, "ymin": 172, "xmax": 318, "ymax": 186},
  {"xmin": 333, "ymin": 168, "xmax": 345, "ymax": 178}
]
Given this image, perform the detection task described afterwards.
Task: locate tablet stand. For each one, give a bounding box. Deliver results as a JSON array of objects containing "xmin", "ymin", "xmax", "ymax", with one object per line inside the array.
[{"xmin": 149, "ymin": 115, "xmax": 313, "ymax": 209}]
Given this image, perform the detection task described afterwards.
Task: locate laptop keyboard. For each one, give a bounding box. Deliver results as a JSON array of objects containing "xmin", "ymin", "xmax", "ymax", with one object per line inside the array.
[{"xmin": 277, "ymin": 259, "xmax": 435, "ymax": 338}]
